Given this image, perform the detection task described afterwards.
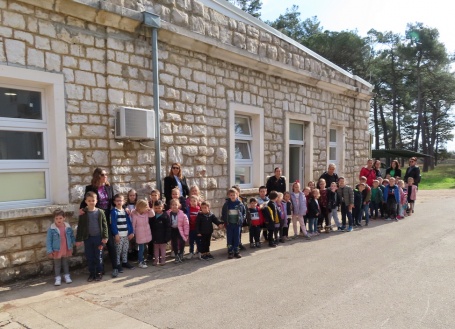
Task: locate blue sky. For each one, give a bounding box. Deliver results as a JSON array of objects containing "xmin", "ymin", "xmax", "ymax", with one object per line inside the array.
[{"xmin": 261, "ymin": 0, "xmax": 455, "ymax": 151}]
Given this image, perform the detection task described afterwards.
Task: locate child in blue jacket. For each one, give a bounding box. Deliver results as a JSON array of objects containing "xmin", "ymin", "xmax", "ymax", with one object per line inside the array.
[
  {"xmin": 111, "ymin": 194, "xmax": 135, "ymax": 271},
  {"xmin": 46, "ymin": 209, "xmax": 76, "ymax": 286},
  {"xmin": 383, "ymin": 177, "xmax": 400, "ymax": 221}
]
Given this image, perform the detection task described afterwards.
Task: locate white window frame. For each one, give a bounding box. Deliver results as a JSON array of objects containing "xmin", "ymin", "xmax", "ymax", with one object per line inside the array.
[
  {"xmin": 0, "ymin": 65, "xmax": 68, "ymax": 209},
  {"xmin": 229, "ymin": 104, "xmax": 264, "ymax": 189},
  {"xmin": 326, "ymin": 122, "xmax": 346, "ymax": 176}
]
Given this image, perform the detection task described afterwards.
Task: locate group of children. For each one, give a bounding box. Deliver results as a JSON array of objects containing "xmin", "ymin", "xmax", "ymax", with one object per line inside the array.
[{"xmin": 46, "ymin": 174, "xmax": 417, "ymax": 285}]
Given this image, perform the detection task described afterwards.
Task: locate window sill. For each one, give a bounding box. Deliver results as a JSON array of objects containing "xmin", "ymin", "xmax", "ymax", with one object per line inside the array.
[{"xmin": 0, "ymin": 204, "xmax": 77, "ymax": 221}]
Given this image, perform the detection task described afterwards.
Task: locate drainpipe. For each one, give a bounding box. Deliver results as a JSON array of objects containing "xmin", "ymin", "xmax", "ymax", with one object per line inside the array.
[{"xmin": 143, "ymin": 12, "xmax": 162, "ymax": 195}]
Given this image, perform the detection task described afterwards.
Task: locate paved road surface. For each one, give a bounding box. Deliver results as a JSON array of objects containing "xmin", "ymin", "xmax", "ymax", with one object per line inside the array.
[{"xmin": 1, "ymin": 189, "xmax": 455, "ymax": 329}]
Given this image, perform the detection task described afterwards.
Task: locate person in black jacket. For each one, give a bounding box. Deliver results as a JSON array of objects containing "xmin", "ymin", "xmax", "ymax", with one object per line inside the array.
[
  {"xmin": 149, "ymin": 200, "xmax": 171, "ymax": 266},
  {"xmin": 266, "ymin": 167, "xmax": 287, "ymax": 195},
  {"xmin": 319, "ymin": 163, "xmax": 339, "ymax": 186},
  {"xmin": 79, "ymin": 167, "xmax": 119, "ymax": 278},
  {"xmin": 385, "ymin": 160, "xmax": 402, "ymax": 179},
  {"xmin": 163, "ymin": 163, "xmax": 189, "ymax": 207},
  {"xmin": 196, "ymin": 201, "xmax": 223, "ymax": 260},
  {"xmin": 403, "ymin": 157, "xmax": 421, "ymax": 187}
]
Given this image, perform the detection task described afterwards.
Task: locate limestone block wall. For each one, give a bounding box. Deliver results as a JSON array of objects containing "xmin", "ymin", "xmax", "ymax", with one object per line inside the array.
[{"xmin": 0, "ymin": 0, "xmax": 372, "ymax": 282}]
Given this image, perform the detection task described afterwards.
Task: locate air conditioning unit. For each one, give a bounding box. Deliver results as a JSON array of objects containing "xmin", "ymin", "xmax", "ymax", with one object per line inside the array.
[{"xmin": 115, "ymin": 107, "xmax": 155, "ymax": 140}]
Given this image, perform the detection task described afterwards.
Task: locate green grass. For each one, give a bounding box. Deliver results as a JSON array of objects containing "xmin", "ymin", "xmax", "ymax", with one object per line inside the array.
[{"xmin": 418, "ymin": 163, "xmax": 455, "ymax": 190}]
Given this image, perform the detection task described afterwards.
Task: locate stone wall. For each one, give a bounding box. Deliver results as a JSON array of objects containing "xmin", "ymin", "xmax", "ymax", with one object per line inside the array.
[{"xmin": 0, "ymin": 0, "xmax": 372, "ymax": 282}]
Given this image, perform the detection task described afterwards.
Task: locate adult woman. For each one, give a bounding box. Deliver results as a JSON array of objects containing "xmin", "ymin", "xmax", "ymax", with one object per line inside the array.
[
  {"xmin": 385, "ymin": 160, "xmax": 402, "ymax": 178},
  {"xmin": 359, "ymin": 159, "xmax": 376, "ymax": 187},
  {"xmin": 79, "ymin": 168, "xmax": 119, "ymax": 277},
  {"xmin": 373, "ymin": 160, "xmax": 383, "ymax": 179},
  {"xmin": 404, "ymin": 157, "xmax": 421, "ymax": 187},
  {"xmin": 163, "ymin": 163, "xmax": 189, "ymax": 207}
]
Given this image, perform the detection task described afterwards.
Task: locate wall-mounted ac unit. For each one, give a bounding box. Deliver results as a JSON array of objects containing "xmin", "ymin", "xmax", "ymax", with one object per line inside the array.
[{"xmin": 115, "ymin": 107, "xmax": 155, "ymax": 140}]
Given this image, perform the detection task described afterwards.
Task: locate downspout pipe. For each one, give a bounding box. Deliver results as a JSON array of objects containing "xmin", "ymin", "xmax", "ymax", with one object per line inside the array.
[{"xmin": 143, "ymin": 11, "xmax": 162, "ymax": 195}]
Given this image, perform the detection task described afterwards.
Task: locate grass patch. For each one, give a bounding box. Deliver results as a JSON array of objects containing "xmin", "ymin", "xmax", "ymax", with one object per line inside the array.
[{"xmin": 417, "ymin": 163, "xmax": 455, "ymax": 190}]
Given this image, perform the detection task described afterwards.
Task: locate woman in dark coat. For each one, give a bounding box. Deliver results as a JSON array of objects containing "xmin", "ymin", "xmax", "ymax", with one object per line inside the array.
[
  {"xmin": 163, "ymin": 162, "xmax": 189, "ymax": 207},
  {"xmin": 79, "ymin": 167, "xmax": 119, "ymax": 277},
  {"xmin": 385, "ymin": 160, "xmax": 402, "ymax": 178}
]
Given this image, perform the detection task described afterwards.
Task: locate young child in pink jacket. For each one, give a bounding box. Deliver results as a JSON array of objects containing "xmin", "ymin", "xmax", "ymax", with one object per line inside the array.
[
  {"xmin": 131, "ymin": 199, "xmax": 154, "ymax": 269},
  {"xmin": 167, "ymin": 199, "xmax": 189, "ymax": 263}
]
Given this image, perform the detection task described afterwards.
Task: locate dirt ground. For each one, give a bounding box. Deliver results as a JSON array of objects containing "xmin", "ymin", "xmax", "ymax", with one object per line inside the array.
[{"xmin": 414, "ymin": 188, "xmax": 455, "ymax": 203}]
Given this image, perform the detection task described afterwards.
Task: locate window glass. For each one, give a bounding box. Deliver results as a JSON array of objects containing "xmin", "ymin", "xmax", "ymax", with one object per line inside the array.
[
  {"xmin": 0, "ymin": 130, "xmax": 44, "ymax": 160},
  {"xmin": 289, "ymin": 123, "xmax": 303, "ymax": 141},
  {"xmin": 235, "ymin": 141, "xmax": 251, "ymax": 160},
  {"xmin": 0, "ymin": 87, "xmax": 42, "ymax": 120},
  {"xmin": 0, "ymin": 172, "xmax": 46, "ymax": 201},
  {"xmin": 330, "ymin": 129, "xmax": 337, "ymax": 143},
  {"xmin": 329, "ymin": 147, "xmax": 337, "ymax": 161},
  {"xmin": 235, "ymin": 166, "xmax": 251, "ymax": 185},
  {"xmin": 234, "ymin": 116, "xmax": 251, "ymax": 136}
]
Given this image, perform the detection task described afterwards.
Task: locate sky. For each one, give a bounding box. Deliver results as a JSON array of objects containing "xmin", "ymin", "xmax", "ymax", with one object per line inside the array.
[{"xmin": 261, "ymin": 0, "xmax": 455, "ymax": 151}]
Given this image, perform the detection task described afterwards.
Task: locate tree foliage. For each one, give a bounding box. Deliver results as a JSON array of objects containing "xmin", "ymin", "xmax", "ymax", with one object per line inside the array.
[{"xmin": 226, "ymin": 0, "xmax": 263, "ymax": 18}]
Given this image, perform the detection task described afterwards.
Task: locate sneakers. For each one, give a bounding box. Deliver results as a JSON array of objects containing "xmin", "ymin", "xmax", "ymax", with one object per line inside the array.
[
  {"xmin": 87, "ymin": 274, "xmax": 95, "ymax": 282},
  {"xmin": 234, "ymin": 253, "xmax": 242, "ymax": 259},
  {"xmin": 337, "ymin": 226, "xmax": 342, "ymax": 231},
  {"xmin": 111, "ymin": 268, "xmax": 119, "ymax": 278},
  {"xmin": 347, "ymin": 226, "xmax": 353, "ymax": 232},
  {"xmin": 64, "ymin": 274, "xmax": 72, "ymax": 284},
  {"xmin": 304, "ymin": 234, "xmax": 311, "ymax": 240},
  {"xmin": 198, "ymin": 252, "xmax": 203, "ymax": 260},
  {"xmin": 201, "ymin": 254, "xmax": 209, "ymax": 261},
  {"xmin": 122, "ymin": 262, "xmax": 135, "ymax": 269},
  {"xmin": 206, "ymin": 253, "xmax": 214, "ymax": 260},
  {"xmin": 179, "ymin": 253, "xmax": 184, "ymax": 262},
  {"xmin": 256, "ymin": 242, "xmax": 262, "ymax": 248},
  {"xmin": 95, "ymin": 273, "xmax": 103, "ymax": 281},
  {"xmin": 269, "ymin": 243, "xmax": 277, "ymax": 248},
  {"xmin": 186, "ymin": 252, "xmax": 195, "ymax": 260},
  {"xmin": 385, "ymin": 218, "xmax": 392, "ymax": 221},
  {"xmin": 138, "ymin": 261, "xmax": 148, "ymax": 269},
  {"xmin": 228, "ymin": 253, "xmax": 234, "ymax": 259},
  {"xmin": 239, "ymin": 244, "xmax": 246, "ymax": 251},
  {"xmin": 250, "ymin": 243, "xmax": 256, "ymax": 248},
  {"xmin": 340, "ymin": 226, "xmax": 346, "ymax": 231},
  {"xmin": 117, "ymin": 266, "xmax": 124, "ymax": 273},
  {"xmin": 54, "ymin": 276, "xmax": 61, "ymax": 286}
]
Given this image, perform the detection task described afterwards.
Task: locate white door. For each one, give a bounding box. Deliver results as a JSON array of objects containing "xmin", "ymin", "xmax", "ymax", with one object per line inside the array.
[
  {"xmin": 289, "ymin": 122, "xmax": 305, "ymax": 185},
  {"xmin": 329, "ymin": 128, "xmax": 340, "ymax": 169}
]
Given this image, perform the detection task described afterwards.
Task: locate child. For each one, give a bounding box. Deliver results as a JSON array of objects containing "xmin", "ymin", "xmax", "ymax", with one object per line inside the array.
[
  {"xmin": 130, "ymin": 199, "xmax": 154, "ymax": 268},
  {"xmin": 126, "ymin": 189, "xmax": 138, "ymax": 212},
  {"xmin": 111, "ymin": 194, "xmax": 135, "ymax": 272},
  {"xmin": 290, "ymin": 182, "xmax": 310, "ymax": 239},
  {"xmin": 307, "ymin": 189, "xmax": 321, "ymax": 236},
  {"xmin": 147, "ymin": 189, "xmax": 161, "ymax": 261},
  {"xmin": 149, "ymin": 200, "xmax": 171, "ymax": 266},
  {"xmin": 276, "ymin": 192, "xmax": 285, "ymax": 243},
  {"xmin": 383, "ymin": 177, "xmax": 400, "ymax": 221},
  {"xmin": 407, "ymin": 177, "xmax": 418, "ymax": 215},
  {"xmin": 186, "ymin": 185, "xmax": 203, "ymax": 207},
  {"xmin": 369, "ymin": 180, "xmax": 383, "ymax": 219},
  {"xmin": 246, "ymin": 198, "xmax": 263, "ymax": 248},
  {"xmin": 282, "ymin": 192, "xmax": 292, "ymax": 240},
  {"xmin": 326, "ymin": 182, "xmax": 341, "ymax": 230},
  {"xmin": 318, "ymin": 179, "xmax": 329, "ymax": 233},
  {"xmin": 307, "ymin": 181, "xmax": 316, "ymax": 192},
  {"xmin": 221, "ymin": 188, "xmax": 246, "ymax": 258},
  {"xmin": 261, "ymin": 191, "xmax": 280, "ymax": 247},
  {"xmin": 303, "ymin": 186, "xmax": 311, "ymax": 228},
  {"xmin": 358, "ymin": 176, "xmax": 371, "ymax": 226},
  {"xmin": 169, "ymin": 187, "xmax": 188, "ymax": 216},
  {"xmin": 187, "ymin": 195, "xmax": 201, "ymax": 259},
  {"xmin": 353, "ymin": 183, "xmax": 365, "ymax": 227},
  {"xmin": 76, "ymin": 192, "xmax": 108, "ymax": 282},
  {"xmin": 336, "ymin": 177, "xmax": 354, "ymax": 232},
  {"xmin": 196, "ymin": 201, "xmax": 223, "ymax": 260},
  {"xmin": 232, "ymin": 185, "xmax": 248, "ymax": 251},
  {"xmin": 257, "ymin": 186, "xmax": 270, "ymax": 242},
  {"xmin": 46, "ymin": 209, "xmax": 75, "ymax": 286},
  {"xmin": 168, "ymin": 199, "xmax": 190, "ymax": 263},
  {"xmin": 380, "ymin": 178, "xmax": 389, "ymax": 218},
  {"xmin": 396, "ymin": 179, "xmax": 407, "ymax": 219}
]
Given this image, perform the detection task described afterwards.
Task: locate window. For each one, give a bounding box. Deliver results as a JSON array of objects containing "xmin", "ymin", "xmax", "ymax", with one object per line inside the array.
[
  {"xmin": 329, "ymin": 128, "xmax": 337, "ymax": 163},
  {"xmin": 234, "ymin": 116, "xmax": 253, "ymax": 185},
  {"xmin": 229, "ymin": 104, "xmax": 264, "ymax": 188},
  {"xmin": 0, "ymin": 66, "xmax": 68, "ymax": 209}
]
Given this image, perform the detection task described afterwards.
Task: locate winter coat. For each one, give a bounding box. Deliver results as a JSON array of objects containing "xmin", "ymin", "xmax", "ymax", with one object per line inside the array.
[
  {"xmin": 290, "ymin": 191, "xmax": 307, "ymax": 216},
  {"xmin": 195, "ymin": 212, "xmax": 222, "ymax": 235},
  {"xmin": 149, "ymin": 212, "xmax": 171, "ymax": 244},
  {"xmin": 167, "ymin": 209, "xmax": 190, "ymax": 241},
  {"xmin": 110, "ymin": 208, "xmax": 133, "ymax": 236},
  {"xmin": 131, "ymin": 209, "xmax": 154, "ymax": 244},
  {"xmin": 383, "ymin": 185, "xmax": 400, "ymax": 203},
  {"xmin": 76, "ymin": 207, "xmax": 108, "ymax": 242}
]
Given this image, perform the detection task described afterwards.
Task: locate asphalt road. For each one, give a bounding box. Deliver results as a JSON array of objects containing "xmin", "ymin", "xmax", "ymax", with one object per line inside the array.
[{"xmin": 1, "ymin": 189, "xmax": 455, "ymax": 329}]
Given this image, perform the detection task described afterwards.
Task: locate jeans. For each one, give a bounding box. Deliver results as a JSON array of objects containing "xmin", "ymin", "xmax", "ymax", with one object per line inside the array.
[
  {"xmin": 171, "ymin": 228, "xmax": 185, "ymax": 255},
  {"xmin": 102, "ymin": 209, "xmax": 119, "ymax": 271},
  {"xmin": 362, "ymin": 204, "xmax": 370, "ymax": 224},
  {"xmin": 226, "ymin": 223, "xmax": 241, "ymax": 253},
  {"xmin": 328, "ymin": 208, "xmax": 341, "ymax": 227},
  {"xmin": 369, "ymin": 201, "xmax": 379, "ymax": 218},
  {"xmin": 340, "ymin": 202, "xmax": 353, "ymax": 227},
  {"xmin": 309, "ymin": 218, "xmax": 318, "ymax": 233},
  {"xmin": 353, "ymin": 206, "xmax": 362, "ymax": 225},
  {"xmin": 188, "ymin": 230, "xmax": 200, "ymax": 254},
  {"xmin": 250, "ymin": 225, "xmax": 261, "ymax": 244},
  {"xmin": 84, "ymin": 235, "xmax": 103, "ymax": 275},
  {"xmin": 138, "ymin": 243, "xmax": 145, "ymax": 263},
  {"xmin": 387, "ymin": 198, "xmax": 397, "ymax": 218}
]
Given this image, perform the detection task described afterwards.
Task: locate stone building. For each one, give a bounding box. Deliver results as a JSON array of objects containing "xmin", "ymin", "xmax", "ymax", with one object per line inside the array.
[{"xmin": 0, "ymin": 0, "xmax": 373, "ymax": 282}]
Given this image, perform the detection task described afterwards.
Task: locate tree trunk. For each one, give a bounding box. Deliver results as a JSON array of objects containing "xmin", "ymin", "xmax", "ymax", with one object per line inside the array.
[
  {"xmin": 379, "ymin": 104, "xmax": 390, "ymax": 149},
  {"xmin": 373, "ymin": 96, "xmax": 380, "ymax": 149}
]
